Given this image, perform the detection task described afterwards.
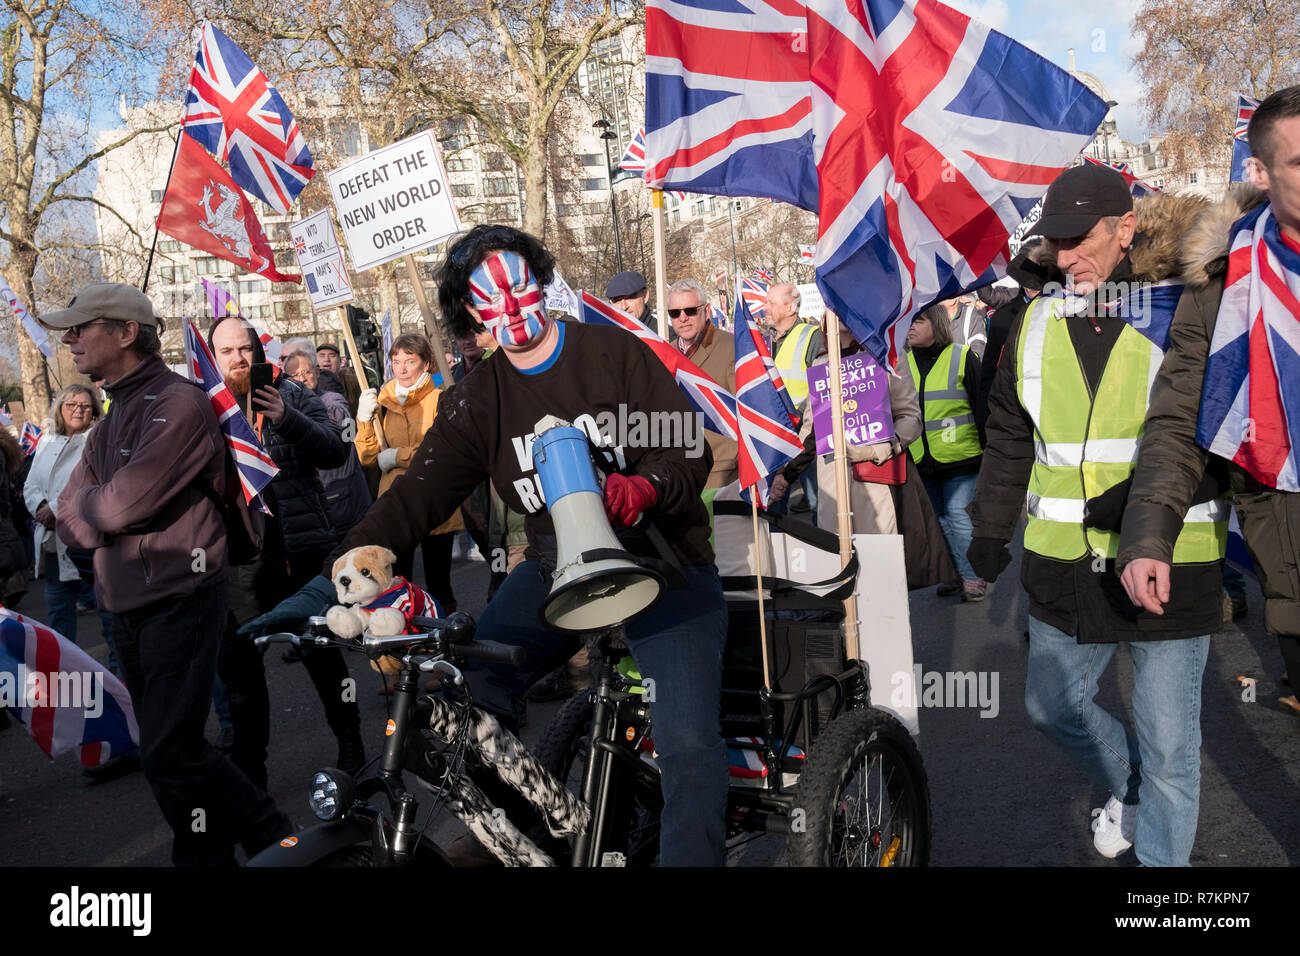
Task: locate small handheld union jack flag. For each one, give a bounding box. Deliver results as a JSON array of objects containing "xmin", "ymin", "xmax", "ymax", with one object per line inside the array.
[
  {"xmin": 1081, "ymin": 157, "xmax": 1161, "ymax": 198},
  {"xmin": 740, "ymin": 275, "xmax": 769, "ymax": 320},
  {"xmin": 184, "ymin": 319, "xmax": 278, "ymax": 510},
  {"xmin": 619, "ymin": 127, "xmax": 686, "ymax": 199},
  {"xmin": 579, "ymin": 291, "xmax": 738, "ymax": 440},
  {"xmin": 20, "ymin": 421, "xmax": 41, "ymax": 457},
  {"xmin": 183, "ymin": 23, "xmax": 315, "ymax": 213},
  {"xmin": 733, "ymin": 279, "xmax": 804, "ymax": 505},
  {"xmin": 752, "ymin": 267, "xmax": 775, "ymax": 283},
  {"xmin": 1231, "ymin": 93, "xmax": 1261, "ymax": 183}
]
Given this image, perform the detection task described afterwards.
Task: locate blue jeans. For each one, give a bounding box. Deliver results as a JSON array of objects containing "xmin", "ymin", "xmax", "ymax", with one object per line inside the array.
[
  {"xmin": 45, "ymin": 576, "xmax": 81, "ymax": 646},
  {"xmin": 469, "ymin": 560, "xmax": 730, "ymax": 866},
  {"xmin": 921, "ymin": 471, "xmax": 978, "ymax": 581},
  {"xmin": 1024, "ymin": 615, "xmax": 1210, "ymax": 866}
]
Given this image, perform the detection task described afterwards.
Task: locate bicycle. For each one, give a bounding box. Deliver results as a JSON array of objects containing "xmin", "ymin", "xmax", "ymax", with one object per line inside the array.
[{"xmin": 247, "ymin": 604, "xmax": 930, "ymax": 867}]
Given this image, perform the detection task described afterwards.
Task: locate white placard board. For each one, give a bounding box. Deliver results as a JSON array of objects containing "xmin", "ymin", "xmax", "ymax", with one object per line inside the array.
[
  {"xmin": 797, "ymin": 281, "xmax": 826, "ymax": 319},
  {"xmin": 290, "ymin": 209, "xmax": 353, "ymax": 310},
  {"xmin": 769, "ymin": 531, "xmax": 919, "ymax": 736},
  {"xmin": 326, "ymin": 130, "xmax": 461, "ymax": 272}
]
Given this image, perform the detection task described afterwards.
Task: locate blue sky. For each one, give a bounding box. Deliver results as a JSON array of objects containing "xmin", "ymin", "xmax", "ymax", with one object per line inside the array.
[{"xmin": 948, "ymin": 0, "xmax": 1150, "ymax": 139}]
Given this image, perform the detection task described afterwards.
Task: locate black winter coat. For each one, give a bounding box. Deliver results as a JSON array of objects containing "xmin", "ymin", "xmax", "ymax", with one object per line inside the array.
[
  {"xmin": 0, "ymin": 429, "xmax": 29, "ymax": 574},
  {"xmin": 259, "ymin": 374, "xmax": 351, "ymax": 556}
]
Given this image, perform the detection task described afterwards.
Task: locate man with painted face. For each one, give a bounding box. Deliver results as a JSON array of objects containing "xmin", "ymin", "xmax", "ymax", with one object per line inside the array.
[{"xmin": 241, "ymin": 224, "xmax": 729, "ymax": 866}]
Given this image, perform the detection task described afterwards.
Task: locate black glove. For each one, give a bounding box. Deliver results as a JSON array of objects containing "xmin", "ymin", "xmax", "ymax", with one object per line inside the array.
[
  {"xmin": 967, "ymin": 537, "xmax": 1011, "ymax": 583},
  {"xmin": 1084, "ymin": 476, "xmax": 1133, "ymax": 532},
  {"xmin": 236, "ymin": 574, "xmax": 334, "ymax": 639}
]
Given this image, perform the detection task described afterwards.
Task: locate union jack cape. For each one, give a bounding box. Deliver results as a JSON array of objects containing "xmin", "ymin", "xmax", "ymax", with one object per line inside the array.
[
  {"xmin": 183, "ymin": 319, "xmax": 278, "ymax": 509},
  {"xmin": 1197, "ymin": 203, "xmax": 1300, "ymax": 491},
  {"xmin": 579, "ymin": 291, "xmax": 739, "ymax": 440},
  {"xmin": 1230, "ymin": 94, "xmax": 1260, "ymax": 184},
  {"xmin": 0, "ymin": 608, "xmax": 139, "ymax": 766},
  {"xmin": 733, "ymin": 279, "xmax": 804, "ymax": 504},
  {"xmin": 645, "ymin": 0, "xmax": 1107, "ymax": 364},
  {"xmin": 183, "ymin": 22, "xmax": 316, "ymax": 214}
]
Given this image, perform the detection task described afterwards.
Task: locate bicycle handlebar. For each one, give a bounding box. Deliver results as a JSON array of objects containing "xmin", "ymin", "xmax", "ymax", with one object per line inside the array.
[
  {"xmin": 455, "ymin": 641, "xmax": 527, "ymax": 667},
  {"xmin": 252, "ymin": 612, "xmax": 525, "ymax": 667}
]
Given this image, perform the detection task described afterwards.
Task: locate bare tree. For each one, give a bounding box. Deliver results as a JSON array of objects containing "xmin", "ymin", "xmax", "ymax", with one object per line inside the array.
[{"xmin": 1134, "ymin": 0, "xmax": 1300, "ymax": 176}]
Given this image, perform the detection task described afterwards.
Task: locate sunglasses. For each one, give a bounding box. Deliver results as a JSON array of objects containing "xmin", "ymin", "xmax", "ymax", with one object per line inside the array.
[
  {"xmin": 65, "ymin": 318, "xmax": 111, "ymax": 339},
  {"xmin": 668, "ymin": 305, "xmax": 703, "ymax": 319}
]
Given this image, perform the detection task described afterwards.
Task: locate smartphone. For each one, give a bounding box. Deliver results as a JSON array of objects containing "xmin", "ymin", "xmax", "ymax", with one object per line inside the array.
[{"xmin": 249, "ymin": 362, "xmax": 275, "ymax": 400}]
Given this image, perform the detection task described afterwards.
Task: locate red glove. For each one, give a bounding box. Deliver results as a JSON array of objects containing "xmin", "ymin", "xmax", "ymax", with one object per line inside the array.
[{"xmin": 603, "ymin": 474, "xmax": 657, "ymax": 528}]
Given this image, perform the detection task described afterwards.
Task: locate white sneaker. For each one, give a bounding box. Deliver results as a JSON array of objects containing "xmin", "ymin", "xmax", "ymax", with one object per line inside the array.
[{"xmin": 1089, "ymin": 794, "xmax": 1136, "ymax": 858}]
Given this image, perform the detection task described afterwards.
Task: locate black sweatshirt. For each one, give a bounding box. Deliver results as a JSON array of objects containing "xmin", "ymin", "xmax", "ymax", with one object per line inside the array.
[{"xmin": 326, "ymin": 319, "xmax": 715, "ymax": 576}]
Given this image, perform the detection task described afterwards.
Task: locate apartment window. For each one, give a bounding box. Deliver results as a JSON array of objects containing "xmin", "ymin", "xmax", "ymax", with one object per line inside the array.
[
  {"xmin": 483, "ymin": 152, "xmax": 510, "ymax": 171},
  {"xmin": 274, "ymin": 250, "xmax": 295, "ymax": 268},
  {"xmin": 158, "ymin": 264, "xmax": 191, "ymax": 284},
  {"xmin": 151, "ymin": 189, "xmax": 164, "ymax": 202},
  {"xmin": 582, "ymin": 178, "xmax": 605, "ymax": 191},
  {"xmin": 158, "ymin": 240, "xmax": 182, "ymax": 253},
  {"xmin": 239, "ymin": 279, "xmax": 268, "ymax": 296},
  {"xmin": 446, "ymin": 157, "xmax": 474, "ymax": 172},
  {"xmin": 195, "ymin": 257, "xmax": 224, "ymax": 276},
  {"xmin": 579, "ymin": 154, "xmax": 604, "ymax": 168},
  {"xmin": 1189, "ymin": 172, "xmax": 1198, "ymax": 184},
  {"xmin": 450, "ymin": 183, "xmax": 476, "ymax": 198},
  {"xmin": 270, "ymin": 222, "xmax": 292, "ymax": 242},
  {"xmin": 484, "ymin": 177, "xmax": 514, "ymax": 197}
]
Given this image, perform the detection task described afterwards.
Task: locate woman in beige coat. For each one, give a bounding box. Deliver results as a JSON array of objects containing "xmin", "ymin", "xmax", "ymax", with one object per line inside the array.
[{"xmin": 355, "ymin": 332, "xmax": 465, "ymax": 611}]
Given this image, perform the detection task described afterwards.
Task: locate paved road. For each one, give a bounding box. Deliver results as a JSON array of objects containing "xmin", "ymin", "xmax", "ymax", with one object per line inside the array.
[{"xmin": 2, "ymin": 541, "xmax": 1297, "ymax": 867}]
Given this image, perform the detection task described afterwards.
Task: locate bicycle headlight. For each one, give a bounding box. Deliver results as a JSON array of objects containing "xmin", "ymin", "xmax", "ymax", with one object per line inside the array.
[{"xmin": 309, "ymin": 769, "xmax": 356, "ymax": 821}]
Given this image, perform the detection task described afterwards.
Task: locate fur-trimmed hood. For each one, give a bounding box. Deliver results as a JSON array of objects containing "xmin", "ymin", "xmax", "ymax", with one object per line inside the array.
[{"xmin": 1179, "ymin": 183, "xmax": 1268, "ymax": 288}]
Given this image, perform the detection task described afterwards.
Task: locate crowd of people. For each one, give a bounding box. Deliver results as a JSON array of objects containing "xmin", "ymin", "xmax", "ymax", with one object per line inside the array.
[{"xmin": 3, "ymin": 85, "xmax": 1300, "ymax": 869}]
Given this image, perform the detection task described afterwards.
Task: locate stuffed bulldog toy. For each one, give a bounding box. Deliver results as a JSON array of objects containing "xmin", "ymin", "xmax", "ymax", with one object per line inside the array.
[{"xmin": 325, "ymin": 545, "xmax": 443, "ymax": 641}]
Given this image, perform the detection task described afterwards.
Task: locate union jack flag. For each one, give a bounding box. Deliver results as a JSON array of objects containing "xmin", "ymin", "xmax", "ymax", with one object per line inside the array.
[
  {"xmin": 618, "ymin": 127, "xmax": 686, "ymax": 199},
  {"xmin": 1082, "ymin": 157, "xmax": 1161, "ymax": 198},
  {"xmin": 733, "ymin": 279, "xmax": 804, "ymax": 504},
  {"xmin": 646, "ymin": 0, "xmax": 1107, "ymax": 365},
  {"xmin": 1231, "ymin": 93, "xmax": 1261, "ymax": 183},
  {"xmin": 1197, "ymin": 203, "xmax": 1300, "ymax": 491},
  {"xmin": 184, "ymin": 319, "xmax": 278, "ymax": 509},
  {"xmin": 740, "ymin": 275, "xmax": 769, "ymax": 319},
  {"xmin": 0, "ymin": 608, "xmax": 139, "ymax": 767},
  {"xmin": 579, "ymin": 291, "xmax": 738, "ymax": 440},
  {"xmin": 20, "ymin": 421, "xmax": 41, "ymax": 457},
  {"xmin": 752, "ymin": 267, "xmax": 775, "ymax": 283},
  {"xmin": 183, "ymin": 23, "xmax": 315, "ymax": 214}
]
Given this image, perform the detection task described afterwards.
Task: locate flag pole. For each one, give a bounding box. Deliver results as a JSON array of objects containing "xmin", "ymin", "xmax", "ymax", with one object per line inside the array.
[
  {"xmin": 651, "ymin": 190, "xmax": 670, "ymax": 340},
  {"xmin": 402, "ymin": 253, "xmax": 454, "ymax": 385},
  {"xmin": 338, "ymin": 304, "xmax": 386, "ymax": 452},
  {"xmin": 825, "ymin": 309, "xmax": 860, "ymax": 660},
  {"xmin": 141, "ymin": 127, "xmax": 184, "ymax": 294},
  {"xmin": 751, "ymin": 491, "xmax": 772, "ymax": 693}
]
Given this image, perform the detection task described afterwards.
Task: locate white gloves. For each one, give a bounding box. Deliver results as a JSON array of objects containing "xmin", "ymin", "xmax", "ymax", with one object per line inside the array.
[
  {"xmin": 378, "ymin": 448, "xmax": 400, "ymax": 472},
  {"xmin": 357, "ymin": 388, "xmax": 379, "ymax": 422}
]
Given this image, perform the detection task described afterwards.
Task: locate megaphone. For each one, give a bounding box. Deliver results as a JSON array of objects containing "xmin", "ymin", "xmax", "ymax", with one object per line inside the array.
[{"xmin": 533, "ymin": 416, "xmax": 665, "ymax": 631}]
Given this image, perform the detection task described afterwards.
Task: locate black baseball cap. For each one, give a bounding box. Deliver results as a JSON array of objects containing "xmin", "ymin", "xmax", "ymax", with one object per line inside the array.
[
  {"xmin": 1032, "ymin": 163, "xmax": 1133, "ymax": 239},
  {"xmin": 316, "ymin": 342, "xmax": 341, "ymax": 355},
  {"xmin": 605, "ymin": 271, "xmax": 647, "ymax": 299}
]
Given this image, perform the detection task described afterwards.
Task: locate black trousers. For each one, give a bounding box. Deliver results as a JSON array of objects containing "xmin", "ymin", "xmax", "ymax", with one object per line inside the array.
[
  {"xmin": 112, "ymin": 580, "xmax": 288, "ymax": 866},
  {"xmin": 394, "ymin": 532, "xmax": 457, "ymax": 611},
  {"xmin": 218, "ymin": 548, "xmax": 360, "ymax": 789}
]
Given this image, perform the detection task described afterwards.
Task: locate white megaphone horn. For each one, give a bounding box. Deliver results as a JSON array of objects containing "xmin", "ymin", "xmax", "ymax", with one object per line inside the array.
[{"xmin": 533, "ymin": 416, "xmax": 665, "ymax": 631}]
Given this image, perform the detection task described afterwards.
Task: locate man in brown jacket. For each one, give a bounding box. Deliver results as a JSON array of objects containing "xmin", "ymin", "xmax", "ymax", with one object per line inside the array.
[
  {"xmin": 667, "ymin": 277, "xmax": 738, "ymax": 489},
  {"xmin": 48, "ymin": 283, "xmax": 289, "ymax": 866},
  {"xmin": 1119, "ymin": 86, "xmax": 1300, "ymax": 714}
]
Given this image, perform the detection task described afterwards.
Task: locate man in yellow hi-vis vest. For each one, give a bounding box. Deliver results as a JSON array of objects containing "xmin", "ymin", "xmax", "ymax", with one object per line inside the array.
[{"xmin": 967, "ymin": 164, "xmax": 1227, "ymax": 868}]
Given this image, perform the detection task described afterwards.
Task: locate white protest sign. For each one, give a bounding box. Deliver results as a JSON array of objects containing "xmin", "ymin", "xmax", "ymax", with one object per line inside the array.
[
  {"xmin": 290, "ymin": 209, "xmax": 353, "ymax": 310},
  {"xmin": 326, "ymin": 130, "xmax": 461, "ymax": 272},
  {"xmin": 797, "ymin": 281, "xmax": 826, "ymax": 319}
]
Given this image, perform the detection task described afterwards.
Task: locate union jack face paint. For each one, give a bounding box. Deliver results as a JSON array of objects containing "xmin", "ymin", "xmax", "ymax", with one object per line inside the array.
[{"xmin": 467, "ymin": 251, "xmax": 547, "ymax": 348}]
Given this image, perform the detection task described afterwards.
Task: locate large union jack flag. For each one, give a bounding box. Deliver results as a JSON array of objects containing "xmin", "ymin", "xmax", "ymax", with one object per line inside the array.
[
  {"xmin": 646, "ymin": 0, "xmax": 1107, "ymax": 365},
  {"xmin": 1230, "ymin": 93, "xmax": 1260, "ymax": 183},
  {"xmin": 184, "ymin": 319, "xmax": 278, "ymax": 509},
  {"xmin": 183, "ymin": 23, "xmax": 315, "ymax": 214},
  {"xmin": 1082, "ymin": 157, "xmax": 1161, "ymax": 198},
  {"xmin": 579, "ymin": 291, "xmax": 739, "ymax": 440},
  {"xmin": 0, "ymin": 609, "xmax": 139, "ymax": 767},
  {"xmin": 733, "ymin": 279, "xmax": 804, "ymax": 504}
]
